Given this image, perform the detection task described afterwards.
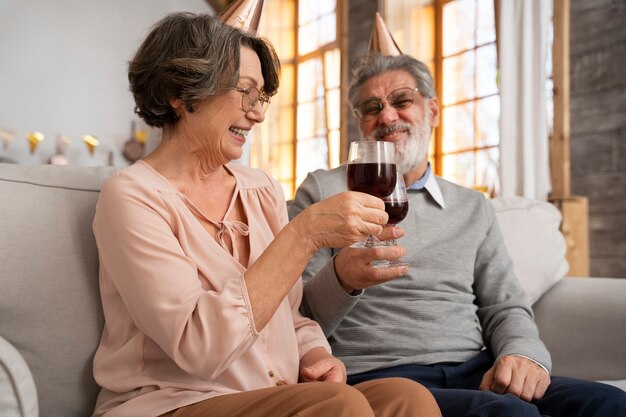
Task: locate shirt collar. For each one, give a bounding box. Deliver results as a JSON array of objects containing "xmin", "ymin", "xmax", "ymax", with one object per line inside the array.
[{"xmin": 406, "ymin": 164, "xmax": 445, "ymax": 208}]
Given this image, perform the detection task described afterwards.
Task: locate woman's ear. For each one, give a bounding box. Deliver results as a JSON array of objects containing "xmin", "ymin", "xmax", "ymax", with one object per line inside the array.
[{"xmin": 169, "ymin": 98, "xmax": 183, "ymax": 109}]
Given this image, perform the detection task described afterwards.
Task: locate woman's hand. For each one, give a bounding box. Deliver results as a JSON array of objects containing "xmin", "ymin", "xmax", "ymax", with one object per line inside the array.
[
  {"xmin": 299, "ymin": 346, "xmax": 347, "ymax": 383},
  {"xmin": 292, "ymin": 191, "xmax": 388, "ymax": 253}
]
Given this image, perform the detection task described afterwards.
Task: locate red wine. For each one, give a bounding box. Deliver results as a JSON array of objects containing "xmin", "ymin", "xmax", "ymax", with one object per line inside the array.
[
  {"xmin": 385, "ymin": 200, "xmax": 408, "ymax": 224},
  {"xmin": 347, "ymin": 163, "xmax": 397, "ymax": 198}
]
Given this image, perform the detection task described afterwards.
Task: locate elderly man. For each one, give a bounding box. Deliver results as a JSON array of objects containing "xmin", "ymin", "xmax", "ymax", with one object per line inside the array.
[{"xmin": 288, "ymin": 48, "xmax": 626, "ymax": 417}]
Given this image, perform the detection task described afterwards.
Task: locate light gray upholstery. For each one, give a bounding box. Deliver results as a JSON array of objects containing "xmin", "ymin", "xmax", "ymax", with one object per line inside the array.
[
  {"xmin": 0, "ymin": 163, "xmax": 624, "ymax": 416},
  {"xmin": 0, "ymin": 164, "xmax": 116, "ymax": 417}
]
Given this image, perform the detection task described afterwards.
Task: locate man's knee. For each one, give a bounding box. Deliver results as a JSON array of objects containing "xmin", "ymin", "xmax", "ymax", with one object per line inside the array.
[{"xmin": 446, "ymin": 392, "xmax": 540, "ymax": 417}]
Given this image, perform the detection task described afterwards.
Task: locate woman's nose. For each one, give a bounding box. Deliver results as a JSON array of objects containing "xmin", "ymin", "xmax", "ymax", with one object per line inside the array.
[{"xmin": 247, "ymin": 104, "xmax": 266, "ymax": 123}]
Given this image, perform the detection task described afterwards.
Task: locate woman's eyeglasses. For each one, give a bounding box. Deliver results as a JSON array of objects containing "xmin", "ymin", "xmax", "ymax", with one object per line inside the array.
[
  {"xmin": 234, "ymin": 86, "xmax": 271, "ymax": 114},
  {"xmin": 353, "ymin": 87, "xmax": 420, "ymax": 122}
]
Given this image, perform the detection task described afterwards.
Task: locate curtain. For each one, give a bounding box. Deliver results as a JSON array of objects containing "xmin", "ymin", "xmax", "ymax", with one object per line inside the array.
[{"xmin": 498, "ymin": 0, "xmax": 552, "ymax": 200}]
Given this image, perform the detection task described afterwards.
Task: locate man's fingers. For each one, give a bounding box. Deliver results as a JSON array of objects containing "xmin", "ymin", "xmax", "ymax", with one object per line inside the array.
[
  {"xmin": 479, "ymin": 368, "xmax": 494, "ymax": 392},
  {"xmin": 533, "ymin": 375, "xmax": 551, "ymax": 400}
]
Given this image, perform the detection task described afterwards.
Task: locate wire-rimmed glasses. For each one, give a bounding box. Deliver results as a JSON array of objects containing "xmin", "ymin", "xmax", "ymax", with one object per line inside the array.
[
  {"xmin": 353, "ymin": 87, "xmax": 420, "ymax": 122},
  {"xmin": 234, "ymin": 85, "xmax": 271, "ymax": 114}
]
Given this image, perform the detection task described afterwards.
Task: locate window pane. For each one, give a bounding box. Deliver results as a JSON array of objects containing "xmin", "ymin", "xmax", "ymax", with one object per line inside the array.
[
  {"xmin": 297, "ymin": 137, "xmax": 329, "ymax": 185},
  {"xmin": 319, "ymin": 0, "xmax": 336, "ymax": 16},
  {"xmin": 297, "ymin": 102, "xmax": 315, "ymax": 139},
  {"xmin": 299, "ymin": 1, "xmax": 317, "ymax": 25},
  {"xmin": 476, "ymin": 147, "xmax": 500, "ymax": 195},
  {"xmin": 314, "ymin": 97, "xmax": 327, "ymax": 137},
  {"xmin": 298, "ymin": 21, "xmax": 318, "ymax": 55},
  {"xmin": 476, "ymin": 95, "xmax": 500, "ymax": 147},
  {"xmin": 442, "ymin": 51, "xmax": 475, "ymax": 105},
  {"xmin": 328, "ymin": 129, "xmax": 340, "ymax": 168},
  {"xmin": 476, "ymin": 0, "xmax": 496, "ymax": 45},
  {"xmin": 326, "ymin": 88, "xmax": 340, "ymax": 130},
  {"xmin": 443, "ymin": 0, "xmax": 476, "ymax": 56},
  {"xmin": 276, "ymin": 143, "xmax": 295, "ymax": 180},
  {"xmin": 260, "ymin": 0, "xmax": 295, "ymax": 60},
  {"xmin": 324, "ymin": 48, "xmax": 340, "ymax": 89},
  {"xmin": 385, "ymin": 0, "xmax": 435, "ymax": 64},
  {"xmin": 442, "ymin": 151, "xmax": 474, "ymax": 188},
  {"xmin": 476, "ymin": 44, "xmax": 498, "ymax": 97},
  {"xmin": 319, "ymin": 13, "xmax": 336, "ymax": 45},
  {"xmin": 299, "ymin": 0, "xmax": 336, "ymax": 23},
  {"xmin": 297, "ymin": 58, "xmax": 324, "ymax": 103},
  {"xmin": 442, "ymin": 102, "xmax": 474, "ymax": 153}
]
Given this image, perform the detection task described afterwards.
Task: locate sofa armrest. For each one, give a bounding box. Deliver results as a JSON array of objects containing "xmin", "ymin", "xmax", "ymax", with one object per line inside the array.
[
  {"xmin": 532, "ymin": 277, "xmax": 626, "ymax": 381},
  {"xmin": 0, "ymin": 335, "xmax": 38, "ymax": 417}
]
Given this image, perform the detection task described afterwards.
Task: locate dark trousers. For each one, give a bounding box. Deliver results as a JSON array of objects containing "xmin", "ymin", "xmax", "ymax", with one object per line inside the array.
[{"xmin": 347, "ymin": 351, "xmax": 626, "ymax": 417}]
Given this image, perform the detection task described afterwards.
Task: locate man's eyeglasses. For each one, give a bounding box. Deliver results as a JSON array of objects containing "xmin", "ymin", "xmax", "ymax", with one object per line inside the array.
[
  {"xmin": 353, "ymin": 87, "xmax": 420, "ymax": 122},
  {"xmin": 234, "ymin": 86, "xmax": 271, "ymax": 114}
]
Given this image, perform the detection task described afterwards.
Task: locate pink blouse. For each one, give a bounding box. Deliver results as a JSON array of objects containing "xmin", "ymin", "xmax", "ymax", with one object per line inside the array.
[{"xmin": 91, "ymin": 161, "xmax": 330, "ymax": 417}]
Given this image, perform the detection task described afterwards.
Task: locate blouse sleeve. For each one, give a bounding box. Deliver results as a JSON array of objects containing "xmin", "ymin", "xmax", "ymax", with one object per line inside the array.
[
  {"xmin": 268, "ymin": 175, "xmax": 331, "ymax": 358},
  {"xmin": 94, "ymin": 175, "xmax": 259, "ymax": 380}
]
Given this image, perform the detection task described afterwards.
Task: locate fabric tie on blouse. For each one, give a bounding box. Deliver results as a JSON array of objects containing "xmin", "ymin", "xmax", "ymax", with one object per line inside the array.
[{"xmin": 214, "ymin": 220, "xmax": 250, "ymax": 262}]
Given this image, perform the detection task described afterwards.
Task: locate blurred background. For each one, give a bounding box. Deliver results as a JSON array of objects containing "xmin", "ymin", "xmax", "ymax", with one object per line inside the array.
[{"xmin": 1, "ymin": 0, "xmax": 624, "ymax": 277}]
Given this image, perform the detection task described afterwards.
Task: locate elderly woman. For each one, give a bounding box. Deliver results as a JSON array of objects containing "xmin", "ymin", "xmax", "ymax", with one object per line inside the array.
[{"xmin": 91, "ymin": 12, "xmax": 441, "ymax": 417}]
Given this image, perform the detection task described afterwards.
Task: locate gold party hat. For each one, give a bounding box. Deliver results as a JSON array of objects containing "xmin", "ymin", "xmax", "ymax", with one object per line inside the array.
[
  {"xmin": 219, "ymin": 0, "xmax": 264, "ymax": 35},
  {"xmin": 369, "ymin": 12, "xmax": 402, "ymax": 56},
  {"xmin": 26, "ymin": 131, "xmax": 45, "ymax": 154}
]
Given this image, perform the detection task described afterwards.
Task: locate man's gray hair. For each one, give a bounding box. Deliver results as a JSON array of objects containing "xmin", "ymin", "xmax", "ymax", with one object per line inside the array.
[{"xmin": 348, "ymin": 53, "xmax": 436, "ymax": 107}]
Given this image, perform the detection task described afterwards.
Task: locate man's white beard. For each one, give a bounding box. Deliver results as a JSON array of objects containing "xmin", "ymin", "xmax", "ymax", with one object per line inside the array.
[{"xmin": 366, "ymin": 117, "xmax": 431, "ymax": 175}]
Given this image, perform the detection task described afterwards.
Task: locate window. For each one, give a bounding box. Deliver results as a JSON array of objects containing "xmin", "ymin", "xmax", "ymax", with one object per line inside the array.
[
  {"xmin": 251, "ymin": 0, "xmax": 342, "ymax": 198},
  {"xmin": 385, "ymin": 0, "xmax": 500, "ymax": 194}
]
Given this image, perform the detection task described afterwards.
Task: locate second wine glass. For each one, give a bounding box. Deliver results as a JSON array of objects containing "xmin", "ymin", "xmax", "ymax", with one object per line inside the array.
[
  {"xmin": 346, "ymin": 141, "xmax": 397, "ymax": 248},
  {"xmin": 372, "ymin": 175, "xmax": 409, "ymax": 268}
]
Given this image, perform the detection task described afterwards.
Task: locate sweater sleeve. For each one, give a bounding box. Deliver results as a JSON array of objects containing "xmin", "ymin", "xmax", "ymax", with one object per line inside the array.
[
  {"xmin": 289, "ymin": 171, "xmax": 360, "ymax": 337},
  {"xmin": 94, "ymin": 175, "xmax": 259, "ymax": 380},
  {"xmin": 473, "ymin": 197, "xmax": 553, "ymax": 373}
]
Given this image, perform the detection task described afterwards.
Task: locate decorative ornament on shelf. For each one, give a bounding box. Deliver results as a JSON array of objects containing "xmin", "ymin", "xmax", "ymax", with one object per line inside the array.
[
  {"xmin": 48, "ymin": 135, "xmax": 72, "ymax": 165},
  {"xmin": 83, "ymin": 135, "xmax": 99, "ymax": 156},
  {"xmin": 123, "ymin": 121, "xmax": 148, "ymax": 163},
  {"xmin": 219, "ymin": 0, "xmax": 264, "ymax": 35},
  {"xmin": 26, "ymin": 131, "xmax": 45, "ymax": 154},
  {"xmin": 0, "ymin": 129, "xmax": 15, "ymax": 150}
]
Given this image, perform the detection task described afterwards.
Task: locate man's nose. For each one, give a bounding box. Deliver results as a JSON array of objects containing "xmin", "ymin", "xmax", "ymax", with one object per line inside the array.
[{"xmin": 377, "ymin": 103, "xmax": 399, "ymax": 125}]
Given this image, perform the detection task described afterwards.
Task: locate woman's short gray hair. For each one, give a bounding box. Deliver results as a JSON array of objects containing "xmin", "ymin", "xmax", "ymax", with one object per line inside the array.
[
  {"xmin": 348, "ymin": 53, "xmax": 436, "ymax": 107},
  {"xmin": 128, "ymin": 12, "xmax": 280, "ymax": 128}
]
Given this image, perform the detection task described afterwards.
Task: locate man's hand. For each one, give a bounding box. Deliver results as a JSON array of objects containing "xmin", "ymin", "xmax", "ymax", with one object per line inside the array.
[
  {"xmin": 299, "ymin": 347, "xmax": 347, "ymax": 383},
  {"xmin": 334, "ymin": 226, "xmax": 408, "ymax": 293},
  {"xmin": 479, "ymin": 355, "xmax": 551, "ymax": 402}
]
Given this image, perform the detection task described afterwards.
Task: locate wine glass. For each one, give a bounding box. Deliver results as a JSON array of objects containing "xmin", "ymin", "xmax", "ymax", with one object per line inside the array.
[
  {"xmin": 372, "ymin": 175, "xmax": 409, "ymax": 268},
  {"xmin": 346, "ymin": 141, "xmax": 397, "ymax": 248}
]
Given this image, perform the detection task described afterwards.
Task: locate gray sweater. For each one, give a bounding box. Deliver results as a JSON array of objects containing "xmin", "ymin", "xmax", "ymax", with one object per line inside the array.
[{"xmin": 289, "ymin": 166, "xmax": 551, "ymax": 375}]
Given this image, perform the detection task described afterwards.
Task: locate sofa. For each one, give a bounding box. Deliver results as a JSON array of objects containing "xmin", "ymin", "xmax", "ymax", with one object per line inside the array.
[{"xmin": 1, "ymin": 163, "xmax": 625, "ymax": 417}]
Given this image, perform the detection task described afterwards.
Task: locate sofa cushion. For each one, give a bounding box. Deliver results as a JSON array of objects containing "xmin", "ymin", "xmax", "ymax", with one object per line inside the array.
[
  {"xmin": 0, "ymin": 163, "xmax": 116, "ymax": 417},
  {"xmin": 0, "ymin": 336, "xmax": 38, "ymax": 417},
  {"xmin": 491, "ymin": 196, "xmax": 569, "ymax": 304}
]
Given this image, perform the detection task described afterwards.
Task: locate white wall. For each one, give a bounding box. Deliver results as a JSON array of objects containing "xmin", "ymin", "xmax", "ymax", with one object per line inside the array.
[{"xmin": 0, "ymin": 0, "xmax": 212, "ymax": 166}]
